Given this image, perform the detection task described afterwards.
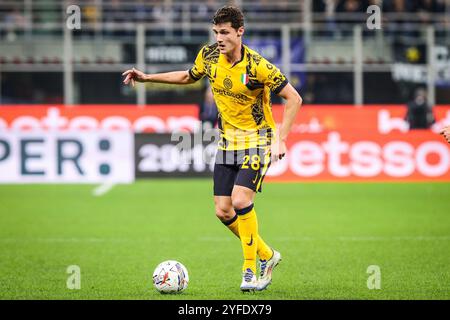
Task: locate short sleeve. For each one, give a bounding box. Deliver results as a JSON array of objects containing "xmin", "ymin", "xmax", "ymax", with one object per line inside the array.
[
  {"xmin": 188, "ymin": 47, "xmax": 206, "ymax": 82},
  {"xmin": 257, "ymin": 59, "xmax": 288, "ymax": 95}
]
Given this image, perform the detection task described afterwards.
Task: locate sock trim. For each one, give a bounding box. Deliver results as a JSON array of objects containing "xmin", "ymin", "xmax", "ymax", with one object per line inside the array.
[
  {"xmin": 234, "ymin": 203, "xmax": 254, "ymax": 215},
  {"xmin": 222, "ymin": 214, "xmax": 238, "ymax": 226}
]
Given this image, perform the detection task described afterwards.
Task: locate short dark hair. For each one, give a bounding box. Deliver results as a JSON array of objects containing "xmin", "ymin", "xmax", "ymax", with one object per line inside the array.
[{"xmin": 212, "ymin": 6, "xmax": 244, "ymax": 30}]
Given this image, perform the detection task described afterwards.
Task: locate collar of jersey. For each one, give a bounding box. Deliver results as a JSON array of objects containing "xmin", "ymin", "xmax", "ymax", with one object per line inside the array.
[{"xmin": 220, "ymin": 45, "xmax": 246, "ymax": 69}]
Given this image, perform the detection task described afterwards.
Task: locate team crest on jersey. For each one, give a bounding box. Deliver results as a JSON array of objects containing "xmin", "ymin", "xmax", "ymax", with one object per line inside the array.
[
  {"xmin": 223, "ymin": 77, "xmax": 233, "ymax": 90},
  {"xmin": 241, "ymin": 74, "xmax": 249, "ymax": 85}
]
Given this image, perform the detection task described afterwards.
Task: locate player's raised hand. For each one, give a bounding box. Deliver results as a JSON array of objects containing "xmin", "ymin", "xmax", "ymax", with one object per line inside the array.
[
  {"xmin": 440, "ymin": 125, "xmax": 450, "ymax": 144},
  {"xmin": 122, "ymin": 67, "xmax": 147, "ymax": 87}
]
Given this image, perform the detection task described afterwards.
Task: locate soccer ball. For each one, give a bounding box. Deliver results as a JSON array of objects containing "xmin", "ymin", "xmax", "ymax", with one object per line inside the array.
[{"xmin": 152, "ymin": 260, "xmax": 189, "ymax": 293}]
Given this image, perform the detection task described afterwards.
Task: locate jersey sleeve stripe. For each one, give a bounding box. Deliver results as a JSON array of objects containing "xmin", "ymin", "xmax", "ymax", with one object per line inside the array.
[
  {"xmin": 273, "ymin": 78, "xmax": 289, "ymax": 95},
  {"xmin": 188, "ymin": 68, "xmax": 201, "ymax": 81}
]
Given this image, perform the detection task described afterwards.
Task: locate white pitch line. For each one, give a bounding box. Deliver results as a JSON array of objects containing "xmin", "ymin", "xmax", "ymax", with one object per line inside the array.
[
  {"xmin": 0, "ymin": 236, "xmax": 450, "ymax": 244},
  {"xmin": 198, "ymin": 236, "xmax": 450, "ymax": 242},
  {"xmin": 92, "ymin": 182, "xmax": 116, "ymax": 197},
  {"xmin": 0, "ymin": 237, "xmax": 127, "ymax": 243}
]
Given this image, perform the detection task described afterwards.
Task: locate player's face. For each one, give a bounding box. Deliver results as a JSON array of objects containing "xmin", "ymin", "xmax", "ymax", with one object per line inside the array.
[{"xmin": 212, "ymin": 23, "xmax": 244, "ymax": 55}]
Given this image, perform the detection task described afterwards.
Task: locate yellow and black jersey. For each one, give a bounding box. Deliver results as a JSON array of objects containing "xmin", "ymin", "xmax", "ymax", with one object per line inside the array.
[{"xmin": 189, "ymin": 43, "xmax": 288, "ymax": 150}]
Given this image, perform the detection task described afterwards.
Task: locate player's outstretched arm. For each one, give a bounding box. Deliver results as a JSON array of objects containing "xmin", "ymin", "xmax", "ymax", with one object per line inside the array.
[
  {"xmin": 440, "ymin": 126, "xmax": 450, "ymax": 144},
  {"xmin": 271, "ymin": 83, "xmax": 303, "ymax": 162},
  {"xmin": 122, "ymin": 68, "xmax": 196, "ymax": 87}
]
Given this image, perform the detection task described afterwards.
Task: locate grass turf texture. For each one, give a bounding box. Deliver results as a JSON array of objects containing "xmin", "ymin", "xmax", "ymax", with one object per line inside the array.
[{"xmin": 0, "ymin": 180, "xmax": 449, "ymax": 300}]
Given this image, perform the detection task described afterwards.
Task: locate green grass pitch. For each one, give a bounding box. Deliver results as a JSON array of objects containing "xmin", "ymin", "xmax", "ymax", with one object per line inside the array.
[{"xmin": 0, "ymin": 180, "xmax": 449, "ymax": 300}]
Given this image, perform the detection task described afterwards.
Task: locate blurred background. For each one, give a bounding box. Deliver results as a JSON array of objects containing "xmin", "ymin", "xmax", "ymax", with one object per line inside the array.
[{"xmin": 0, "ymin": 0, "xmax": 449, "ymax": 106}]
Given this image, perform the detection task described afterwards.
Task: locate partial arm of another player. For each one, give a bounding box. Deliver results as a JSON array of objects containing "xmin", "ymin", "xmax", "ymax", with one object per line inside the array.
[
  {"xmin": 122, "ymin": 67, "xmax": 196, "ymax": 87},
  {"xmin": 271, "ymin": 83, "xmax": 303, "ymax": 162},
  {"xmin": 440, "ymin": 125, "xmax": 450, "ymax": 144}
]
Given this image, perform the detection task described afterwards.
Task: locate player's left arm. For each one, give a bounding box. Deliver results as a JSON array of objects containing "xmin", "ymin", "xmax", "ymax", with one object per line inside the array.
[
  {"xmin": 271, "ymin": 83, "xmax": 302, "ymax": 162},
  {"xmin": 256, "ymin": 57, "xmax": 302, "ymax": 162}
]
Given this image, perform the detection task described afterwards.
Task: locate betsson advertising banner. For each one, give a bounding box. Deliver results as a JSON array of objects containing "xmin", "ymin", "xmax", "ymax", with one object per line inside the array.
[{"xmin": 0, "ymin": 104, "xmax": 449, "ymax": 182}]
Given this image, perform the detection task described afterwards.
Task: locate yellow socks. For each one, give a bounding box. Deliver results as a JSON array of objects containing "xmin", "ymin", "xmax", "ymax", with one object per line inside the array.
[
  {"xmin": 256, "ymin": 235, "xmax": 273, "ymax": 261},
  {"xmin": 224, "ymin": 214, "xmax": 273, "ymax": 261},
  {"xmin": 236, "ymin": 204, "xmax": 257, "ymax": 273},
  {"xmin": 223, "ymin": 215, "xmax": 240, "ymax": 238},
  {"xmin": 232, "ymin": 203, "xmax": 275, "ymax": 274}
]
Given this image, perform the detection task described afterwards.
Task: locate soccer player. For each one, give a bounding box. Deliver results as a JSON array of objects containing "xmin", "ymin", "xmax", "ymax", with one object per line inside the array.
[
  {"xmin": 440, "ymin": 126, "xmax": 450, "ymax": 144},
  {"xmin": 122, "ymin": 6, "xmax": 302, "ymax": 291}
]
